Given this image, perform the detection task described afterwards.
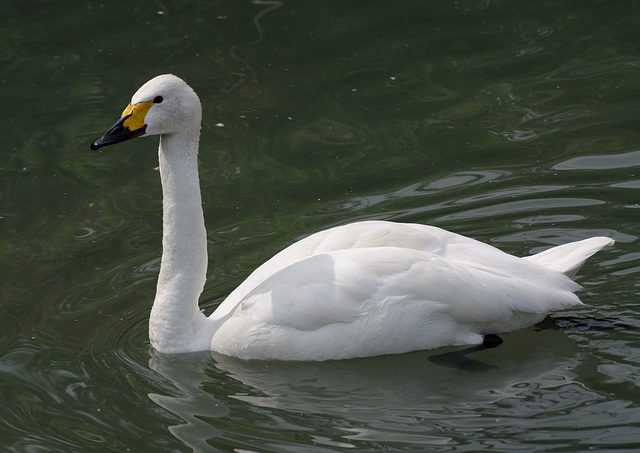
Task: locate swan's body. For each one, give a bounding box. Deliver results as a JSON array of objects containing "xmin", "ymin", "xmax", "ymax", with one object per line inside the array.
[{"xmin": 91, "ymin": 74, "xmax": 614, "ymax": 361}]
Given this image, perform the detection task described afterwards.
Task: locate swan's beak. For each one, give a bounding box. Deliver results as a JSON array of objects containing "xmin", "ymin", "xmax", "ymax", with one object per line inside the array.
[{"xmin": 90, "ymin": 100, "xmax": 154, "ymax": 150}]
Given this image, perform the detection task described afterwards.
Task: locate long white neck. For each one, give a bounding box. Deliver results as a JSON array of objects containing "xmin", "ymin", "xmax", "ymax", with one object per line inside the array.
[{"xmin": 149, "ymin": 131, "xmax": 213, "ymax": 353}]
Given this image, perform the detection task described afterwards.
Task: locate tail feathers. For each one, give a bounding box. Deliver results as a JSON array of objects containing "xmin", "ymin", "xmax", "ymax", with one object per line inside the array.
[{"xmin": 523, "ymin": 237, "xmax": 614, "ymax": 278}]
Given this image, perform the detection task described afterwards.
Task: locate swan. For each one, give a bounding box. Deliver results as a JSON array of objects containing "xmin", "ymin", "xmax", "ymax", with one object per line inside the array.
[{"xmin": 91, "ymin": 74, "xmax": 614, "ymax": 361}]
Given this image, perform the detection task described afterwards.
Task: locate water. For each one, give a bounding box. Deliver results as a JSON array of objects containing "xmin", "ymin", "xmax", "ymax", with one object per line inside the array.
[{"xmin": 1, "ymin": 0, "xmax": 640, "ymax": 451}]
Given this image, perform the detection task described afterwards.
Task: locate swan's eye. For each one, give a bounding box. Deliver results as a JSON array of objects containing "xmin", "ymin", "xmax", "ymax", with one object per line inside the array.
[{"xmin": 153, "ymin": 96, "xmax": 164, "ymax": 104}]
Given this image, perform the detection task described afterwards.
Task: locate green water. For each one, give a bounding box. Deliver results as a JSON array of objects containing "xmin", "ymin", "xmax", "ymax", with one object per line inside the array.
[{"xmin": 2, "ymin": 0, "xmax": 640, "ymax": 451}]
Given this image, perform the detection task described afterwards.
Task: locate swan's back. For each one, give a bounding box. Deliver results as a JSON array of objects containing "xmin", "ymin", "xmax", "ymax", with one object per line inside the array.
[{"xmin": 215, "ymin": 221, "xmax": 583, "ymax": 316}]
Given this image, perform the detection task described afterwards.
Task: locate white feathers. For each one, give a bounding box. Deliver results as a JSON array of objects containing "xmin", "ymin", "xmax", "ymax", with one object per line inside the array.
[{"xmin": 523, "ymin": 236, "xmax": 616, "ymax": 278}]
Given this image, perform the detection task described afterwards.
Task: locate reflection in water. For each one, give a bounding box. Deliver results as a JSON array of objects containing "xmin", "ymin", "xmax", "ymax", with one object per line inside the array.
[
  {"xmin": 149, "ymin": 352, "xmax": 228, "ymax": 453},
  {"xmin": 149, "ymin": 329, "xmax": 587, "ymax": 450}
]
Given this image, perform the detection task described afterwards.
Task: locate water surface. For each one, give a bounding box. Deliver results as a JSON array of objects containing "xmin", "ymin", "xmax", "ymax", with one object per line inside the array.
[{"xmin": 1, "ymin": 0, "xmax": 640, "ymax": 451}]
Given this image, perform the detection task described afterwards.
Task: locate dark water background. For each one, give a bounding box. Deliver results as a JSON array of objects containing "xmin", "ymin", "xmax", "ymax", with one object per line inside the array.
[{"xmin": 2, "ymin": 0, "xmax": 640, "ymax": 451}]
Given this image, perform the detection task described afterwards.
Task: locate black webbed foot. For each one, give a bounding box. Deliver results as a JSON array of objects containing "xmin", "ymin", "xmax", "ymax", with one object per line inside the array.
[
  {"xmin": 482, "ymin": 334, "xmax": 503, "ymax": 347},
  {"xmin": 428, "ymin": 335, "xmax": 503, "ymax": 371}
]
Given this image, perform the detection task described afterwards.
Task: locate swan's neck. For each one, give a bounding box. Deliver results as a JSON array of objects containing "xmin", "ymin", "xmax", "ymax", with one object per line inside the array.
[{"xmin": 149, "ymin": 131, "xmax": 212, "ymax": 353}]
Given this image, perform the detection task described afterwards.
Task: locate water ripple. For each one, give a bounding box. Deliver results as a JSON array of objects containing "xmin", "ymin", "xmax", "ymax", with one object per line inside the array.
[{"xmin": 555, "ymin": 149, "xmax": 640, "ymax": 170}]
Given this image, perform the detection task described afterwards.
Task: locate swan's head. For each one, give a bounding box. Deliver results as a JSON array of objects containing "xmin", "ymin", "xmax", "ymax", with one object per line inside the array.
[{"xmin": 90, "ymin": 74, "xmax": 202, "ymax": 150}]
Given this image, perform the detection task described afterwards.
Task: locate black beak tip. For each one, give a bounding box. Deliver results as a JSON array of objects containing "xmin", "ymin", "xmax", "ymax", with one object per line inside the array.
[{"xmin": 89, "ymin": 116, "xmax": 144, "ymax": 151}]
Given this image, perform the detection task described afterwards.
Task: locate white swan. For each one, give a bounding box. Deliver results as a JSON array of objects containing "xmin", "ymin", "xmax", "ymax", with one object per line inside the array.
[{"xmin": 91, "ymin": 74, "xmax": 614, "ymax": 361}]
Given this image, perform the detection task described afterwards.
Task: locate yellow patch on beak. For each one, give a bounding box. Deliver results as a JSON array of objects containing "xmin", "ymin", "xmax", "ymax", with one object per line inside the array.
[{"xmin": 121, "ymin": 100, "xmax": 154, "ymax": 132}]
